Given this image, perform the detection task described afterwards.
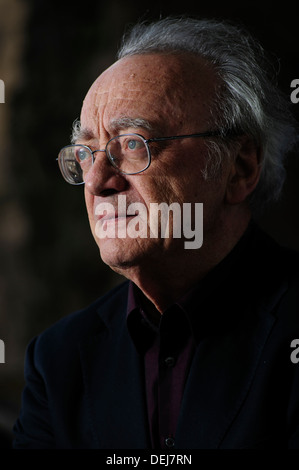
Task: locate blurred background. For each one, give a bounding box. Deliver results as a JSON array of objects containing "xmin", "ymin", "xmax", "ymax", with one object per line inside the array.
[{"xmin": 0, "ymin": 0, "xmax": 298, "ymax": 449}]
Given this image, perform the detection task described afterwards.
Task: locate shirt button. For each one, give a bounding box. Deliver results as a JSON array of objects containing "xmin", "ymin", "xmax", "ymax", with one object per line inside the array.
[
  {"xmin": 165, "ymin": 437, "xmax": 175, "ymax": 448},
  {"xmin": 164, "ymin": 356, "xmax": 175, "ymax": 367}
]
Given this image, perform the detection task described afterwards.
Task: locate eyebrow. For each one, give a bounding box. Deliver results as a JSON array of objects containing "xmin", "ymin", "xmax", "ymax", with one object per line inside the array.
[
  {"xmin": 71, "ymin": 117, "xmax": 157, "ymax": 144},
  {"xmin": 109, "ymin": 117, "xmax": 155, "ymax": 134}
]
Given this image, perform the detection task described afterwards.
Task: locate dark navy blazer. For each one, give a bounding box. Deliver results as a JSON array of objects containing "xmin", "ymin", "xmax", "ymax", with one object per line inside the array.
[{"xmin": 13, "ymin": 226, "xmax": 299, "ymax": 448}]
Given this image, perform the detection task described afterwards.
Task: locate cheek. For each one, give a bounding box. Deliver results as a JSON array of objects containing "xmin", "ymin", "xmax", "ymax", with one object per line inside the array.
[
  {"xmin": 147, "ymin": 145, "xmax": 209, "ymax": 202},
  {"xmin": 145, "ymin": 167, "xmax": 201, "ymax": 206},
  {"xmin": 134, "ymin": 174, "xmax": 181, "ymax": 207}
]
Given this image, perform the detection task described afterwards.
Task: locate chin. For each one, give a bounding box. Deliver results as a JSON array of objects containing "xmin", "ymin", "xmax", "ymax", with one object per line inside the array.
[
  {"xmin": 97, "ymin": 236, "xmax": 162, "ymax": 272},
  {"xmin": 98, "ymin": 238, "xmax": 144, "ymax": 269}
]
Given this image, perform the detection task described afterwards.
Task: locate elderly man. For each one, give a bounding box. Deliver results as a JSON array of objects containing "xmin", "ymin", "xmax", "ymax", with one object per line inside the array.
[{"xmin": 13, "ymin": 17, "xmax": 299, "ymax": 449}]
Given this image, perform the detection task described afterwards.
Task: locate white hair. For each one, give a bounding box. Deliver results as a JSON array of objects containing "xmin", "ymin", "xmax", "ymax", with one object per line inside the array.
[{"xmin": 117, "ymin": 17, "xmax": 298, "ymax": 212}]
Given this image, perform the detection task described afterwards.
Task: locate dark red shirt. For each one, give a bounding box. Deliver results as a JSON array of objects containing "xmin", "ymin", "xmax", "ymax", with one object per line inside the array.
[{"xmin": 127, "ymin": 285, "xmax": 196, "ymax": 448}]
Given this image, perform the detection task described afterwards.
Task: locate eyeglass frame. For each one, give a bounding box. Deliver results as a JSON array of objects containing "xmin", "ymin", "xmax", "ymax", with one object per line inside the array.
[{"xmin": 57, "ymin": 129, "xmax": 226, "ymax": 185}]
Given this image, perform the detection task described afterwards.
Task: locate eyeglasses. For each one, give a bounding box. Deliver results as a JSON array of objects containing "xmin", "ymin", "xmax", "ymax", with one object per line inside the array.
[{"xmin": 57, "ymin": 130, "xmax": 222, "ymax": 185}]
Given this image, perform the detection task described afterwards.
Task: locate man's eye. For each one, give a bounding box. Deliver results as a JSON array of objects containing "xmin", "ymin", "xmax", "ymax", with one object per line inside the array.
[
  {"xmin": 124, "ymin": 138, "xmax": 144, "ymax": 151},
  {"xmin": 128, "ymin": 140, "xmax": 136, "ymax": 150},
  {"xmin": 75, "ymin": 147, "xmax": 90, "ymax": 162},
  {"xmin": 127, "ymin": 139, "xmax": 139, "ymax": 150}
]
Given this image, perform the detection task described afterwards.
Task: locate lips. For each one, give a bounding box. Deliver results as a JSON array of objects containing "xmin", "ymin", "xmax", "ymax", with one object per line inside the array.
[
  {"xmin": 97, "ymin": 212, "xmax": 119, "ymax": 221},
  {"xmin": 96, "ymin": 212, "xmax": 133, "ymax": 222},
  {"xmin": 94, "ymin": 196, "xmax": 147, "ymax": 232}
]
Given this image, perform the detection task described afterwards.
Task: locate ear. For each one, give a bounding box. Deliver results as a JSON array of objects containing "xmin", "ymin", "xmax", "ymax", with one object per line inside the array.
[{"xmin": 225, "ymin": 136, "xmax": 262, "ymax": 205}]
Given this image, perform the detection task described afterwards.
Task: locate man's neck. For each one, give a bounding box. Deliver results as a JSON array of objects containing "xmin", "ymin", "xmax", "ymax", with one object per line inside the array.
[{"xmin": 115, "ymin": 210, "xmax": 251, "ymax": 313}]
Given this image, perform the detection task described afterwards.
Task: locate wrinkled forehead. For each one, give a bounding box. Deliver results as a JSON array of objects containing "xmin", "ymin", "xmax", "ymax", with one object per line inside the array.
[{"xmin": 80, "ymin": 53, "xmax": 217, "ymax": 136}]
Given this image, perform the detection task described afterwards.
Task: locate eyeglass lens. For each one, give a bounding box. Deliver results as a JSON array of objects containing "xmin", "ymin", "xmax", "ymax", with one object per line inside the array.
[{"xmin": 58, "ymin": 134, "xmax": 150, "ymax": 184}]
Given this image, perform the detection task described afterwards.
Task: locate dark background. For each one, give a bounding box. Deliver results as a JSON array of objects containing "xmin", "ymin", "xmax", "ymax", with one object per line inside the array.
[{"xmin": 0, "ymin": 0, "xmax": 298, "ymax": 448}]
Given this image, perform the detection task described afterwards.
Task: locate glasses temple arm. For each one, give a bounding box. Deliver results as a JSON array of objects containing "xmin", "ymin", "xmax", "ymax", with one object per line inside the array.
[{"xmin": 146, "ymin": 130, "xmax": 225, "ymax": 144}]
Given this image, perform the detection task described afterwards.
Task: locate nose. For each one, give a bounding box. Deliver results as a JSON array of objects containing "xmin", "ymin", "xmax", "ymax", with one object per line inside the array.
[{"xmin": 84, "ymin": 149, "xmax": 128, "ymax": 196}]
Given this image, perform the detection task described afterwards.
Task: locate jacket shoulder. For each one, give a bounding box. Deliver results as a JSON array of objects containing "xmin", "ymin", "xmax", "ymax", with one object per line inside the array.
[{"xmin": 32, "ymin": 280, "xmax": 129, "ymax": 360}]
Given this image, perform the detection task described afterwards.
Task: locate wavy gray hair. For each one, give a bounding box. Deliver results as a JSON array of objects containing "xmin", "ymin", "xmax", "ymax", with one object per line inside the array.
[{"xmin": 117, "ymin": 17, "xmax": 298, "ymax": 212}]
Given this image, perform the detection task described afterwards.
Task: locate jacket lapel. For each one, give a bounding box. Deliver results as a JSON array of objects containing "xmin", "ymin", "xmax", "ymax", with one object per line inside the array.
[
  {"xmin": 78, "ymin": 285, "xmax": 150, "ymax": 449},
  {"xmin": 175, "ymin": 266, "xmax": 288, "ymax": 449},
  {"xmin": 175, "ymin": 305, "xmax": 276, "ymax": 448}
]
